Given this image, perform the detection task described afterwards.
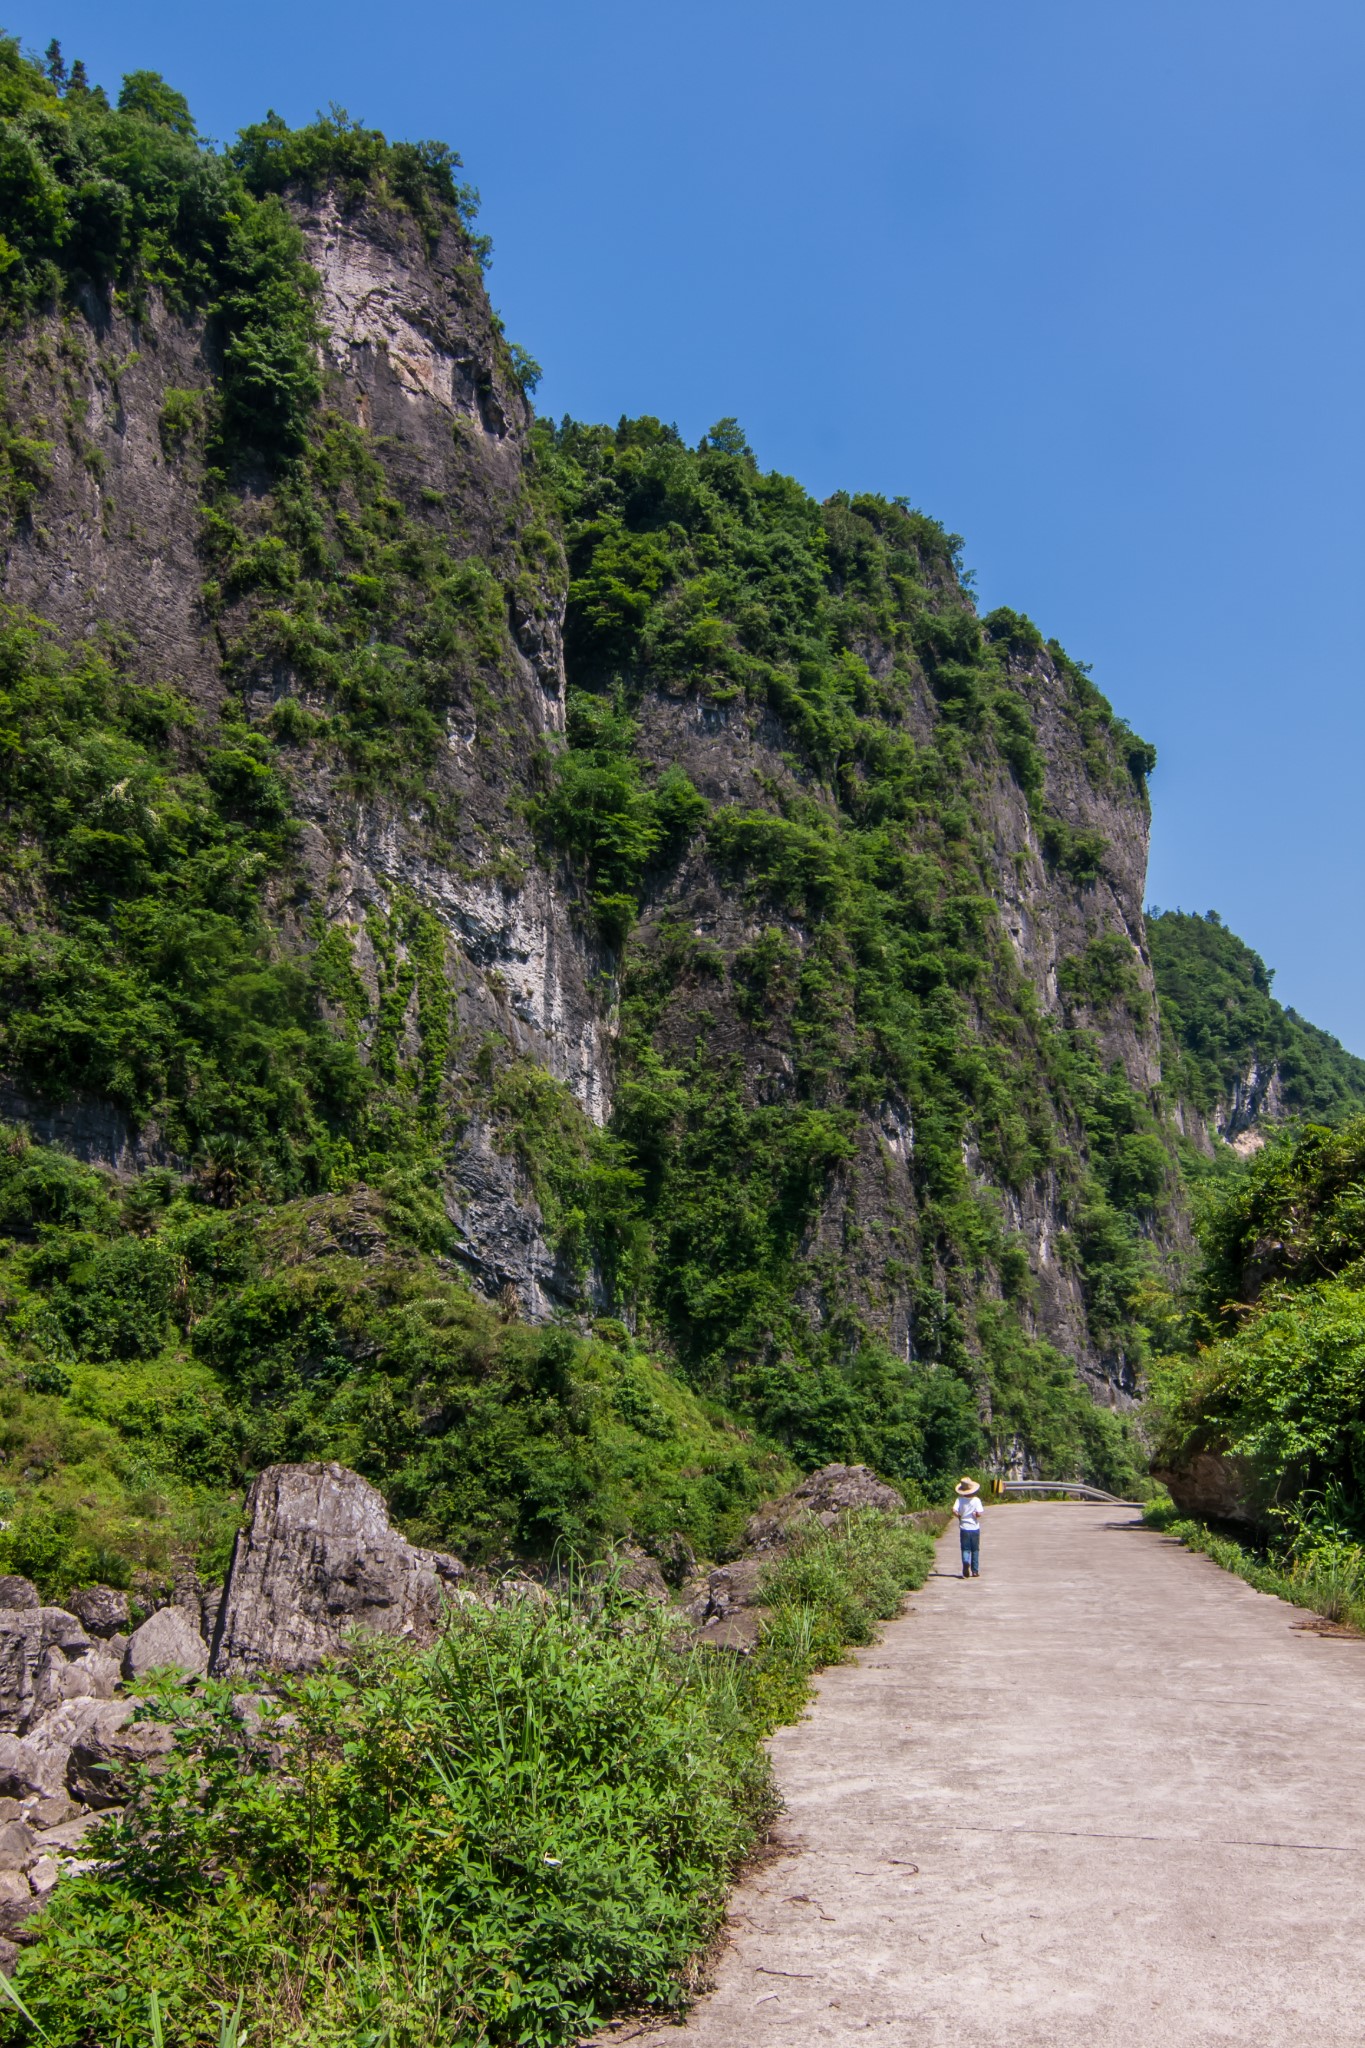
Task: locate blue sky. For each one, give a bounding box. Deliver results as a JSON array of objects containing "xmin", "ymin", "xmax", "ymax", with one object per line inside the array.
[{"xmin": 9, "ymin": 0, "xmax": 1365, "ymax": 1046}]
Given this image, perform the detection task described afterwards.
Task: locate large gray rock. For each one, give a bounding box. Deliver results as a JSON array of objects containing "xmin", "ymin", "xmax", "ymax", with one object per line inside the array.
[
  {"xmin": 0, "ymin": 1738, "xmax": 49, "ymax": 1801},
  {"xmin": 210, "ymin": 1463, "xmax": 465, "ymax": 1677},
  {"xmin": 0, "ymin": 1699, "xmax": 135, "ymax": 1804},
  {"xmin": 0, "ymin": 1824, "xmax": 34, "ymax": 1873},
  {"xmin": 742, "ymin": 1463, "xmax": 906, "ymax": 1553},
  {"xmin": 67, "ymin": 1715, "xmax": 175, "ymax": 1809},
  {"xmin": 66, "ymin": 1586, "xmax": 130, "ymax": 1639},
  {"xmin": 0, "ymin": 1581, "xmax": 38, "ymax": 1613},
  {"xmin": 122, "ymin": 1605, "xmax": 208, "ymax": 1680},
  {"xmin": 0, "ymin": 1608, "xmax": 115, "ymax": 1733}
]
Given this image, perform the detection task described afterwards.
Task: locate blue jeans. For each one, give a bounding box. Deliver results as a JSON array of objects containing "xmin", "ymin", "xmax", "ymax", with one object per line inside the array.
[{"xmin": 960, "ymin": 1528, "xmax": 980, "ymax": 1574}]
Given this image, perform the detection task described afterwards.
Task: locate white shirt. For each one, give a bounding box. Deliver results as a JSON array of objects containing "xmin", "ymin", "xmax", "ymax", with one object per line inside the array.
[{"xmin": 954, "ymin": 1494, "xmax": 984, "ymax": 1531}]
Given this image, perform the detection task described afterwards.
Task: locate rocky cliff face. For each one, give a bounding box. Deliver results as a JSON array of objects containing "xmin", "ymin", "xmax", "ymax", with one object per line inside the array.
[
  {"xmin": 0, "ymin": 189, "xmax": 613, "ymax": 1313},
  {"xmin": 624, "ymin": 611, "xmax": 1165, "ymax": 1398},
  {"xmin": 0, "ymin": 162, "xmax": 1174, "ymax": 1470}
]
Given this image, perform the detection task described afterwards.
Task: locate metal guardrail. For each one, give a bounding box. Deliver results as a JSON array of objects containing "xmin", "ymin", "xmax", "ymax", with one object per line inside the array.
[{"xmin": 992, "ymin": 1480, "xmax": 1141, "ymax": 1506}]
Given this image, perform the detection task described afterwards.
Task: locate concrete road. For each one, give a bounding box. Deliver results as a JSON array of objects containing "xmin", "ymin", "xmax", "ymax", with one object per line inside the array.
[{"xmin": 652, "ymin": 1503, "xmax": 1365, "ymax": 2046}]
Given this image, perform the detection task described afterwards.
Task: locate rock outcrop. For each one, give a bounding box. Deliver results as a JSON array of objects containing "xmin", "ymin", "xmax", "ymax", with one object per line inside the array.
[
  {"xmin": 210, "ymin": 1463, "xmax": 466, "ymax": 1677},
  {"xmin": 1151, "ymin": 1449, "xmax": 1261, "ymax": 1529},
  {"xmin": 741, "ymin": 1463, "xmax": 907, "ymax": 1552},
  {"xmin": 683, "ymin": 1463, "xmax": 926, "ymax": 1652},
  {"xmin": 0, "ymin": 1608, "xmax": 122, "ymax": 1733},
  {"xmin": 123, "ymin": 1606, "xmax": 209, "ymax": 1680}
]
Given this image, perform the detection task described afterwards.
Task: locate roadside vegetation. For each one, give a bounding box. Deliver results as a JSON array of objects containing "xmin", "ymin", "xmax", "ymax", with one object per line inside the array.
[
  {"xmin": 1148, "ymin": 1113, "xmax": 1365, "ymax": 1625},
  {"xmin": 0, "ymin": 1510, "xmax": 935, "ymax": 2047}
]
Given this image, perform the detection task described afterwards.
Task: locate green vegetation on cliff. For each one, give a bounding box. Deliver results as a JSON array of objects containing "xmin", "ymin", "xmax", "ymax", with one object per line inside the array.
[
  {"xmin": 1149, "ymin": 910, "xmax": 1365, "ymax": 1132},
  {"xmin": 530, "ymin": 416, "xmax": 1162, "ymax": 1484},
  {"xmin": 0, "ymin": 35, "xmax": 477, "ymax": 462}
]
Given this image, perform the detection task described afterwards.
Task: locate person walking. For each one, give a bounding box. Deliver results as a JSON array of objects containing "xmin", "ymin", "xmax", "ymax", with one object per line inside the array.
[{"xmin": 953, "ymin": 1477, "xmax": 983, "ymax": 1578}]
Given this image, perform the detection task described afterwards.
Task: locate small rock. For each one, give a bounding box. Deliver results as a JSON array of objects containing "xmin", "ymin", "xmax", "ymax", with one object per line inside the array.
[
  {"xmin": 0, "ymin": 1892, "xmax": 41, "ymax": 1935},
  {"xmin": 123, "ymin": 1605, "xmax": 208, "ymax": 1680},
  {"xmin": 698, "ymin": 1556, "xmax": 767, "ymax": 1620},
  {"xmin": 104, "ymin": 1633, "xmax": 130, "ymax": 1662},
  {"xmin": 598, "ymin": 1544, "xmax": 668, "ymax": 1602},
  {"xmin": 229, "ymin": 1693, "xmax": 271, "ymax": 1738},
  {"xmin": 0, "ymin": 1870, "xmax": 29, "ymax": 1909},
  {"xmin": 30, "ymin": 1793, "xmax": 78, "ymax": 1830},
  {"xmin": 39, "ymin": 1810, "xmax": 107, "ymax": 1852},
  {"xmin": 0, "ymin": 1581, "xmax": 38, "ymax": 1613},
  {"xmin": 66, "ymin": 1586, "xmax": 130, "ymax": 1639},
  {"xmin": 0, "ymin": 1736, "xmax": 49, "ymax": 1801},
  {"xmin": 0, "ymin": 1823, "xmax": 34, "ymax": 1872},
  {"xmin": 26, "ymin": 1856, "xmax": 58, "ymax": 1896},
  {"xmin": 0, "ymin": 1936, "xmax": 16, "ymax": 1973},
  {"xmin": 38, "ymin": 1610, "xmax": 92, "ymax": 1656},
  {"xmin": 0, "ymin": 1800, "xmax": 21, "ymax": 1825},
  {"xmin": 67, "ymin": 1720, "xmax": 175, "ymax": 1808}
]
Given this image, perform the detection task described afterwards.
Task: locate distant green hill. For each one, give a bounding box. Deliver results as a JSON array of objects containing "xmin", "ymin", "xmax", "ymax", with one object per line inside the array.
[{"xmin": 1148, "ymin": 910, "xmax": 1365, "ymax": 1130}]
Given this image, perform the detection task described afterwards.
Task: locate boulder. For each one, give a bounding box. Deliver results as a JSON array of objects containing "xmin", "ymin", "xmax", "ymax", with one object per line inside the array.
[
  {"xmin": 1152, "ymin": 1450, "xmax": 1261, "ymax": 1528},
  {"xmin": 123, "ymin": 1605, "xmax": 208, "ymax": 1680},
  {"xmin": 38, "ymin": 1810, "xmax": 106, "ymax": 1852},
  {"xmin": 36, "ymin": 1610, "xmax": 90, "ymax": 1655},
  {"xmin": 27, "ymin": 1700, "xmax": 135, "ymax": 1800},
  {"xmin": 0, "ymin": 1581, "xmax": 38, "ymax": 1612},
  {"xmin": 0, "ymin": 1608, "xmax": 106, "ymax": 1734},
  {"xmin": 0, "ymin": 1823, "xmax": 34, "ymax": 1872},
  {"xmin": 210, "ymin": 1463, "xmax": 465, "ymax": 1677},
  {"xmin": 66, "ymin": 1585, "xmax": 130, "ymax": 1639},
  {"xmin": 0, "ymin": 1738, "xmax": 49, "ymax": 1801},
  {"xmin": 29, "ymin": 1793, "xmax": 78, "ymax": 1830},
  {"xmin": 67, "ymin": 1714, "xmax": 174, "ymax": 1809},
  {"xmin": 742, "ymin": 1463, "xmax": 905, "ymax": 1553}
]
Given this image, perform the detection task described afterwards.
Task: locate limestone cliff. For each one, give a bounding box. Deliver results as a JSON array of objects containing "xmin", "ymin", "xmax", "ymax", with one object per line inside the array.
[{"xmin": 0, "ymin": 139, "xmax": 1176, "ymax": 1475}]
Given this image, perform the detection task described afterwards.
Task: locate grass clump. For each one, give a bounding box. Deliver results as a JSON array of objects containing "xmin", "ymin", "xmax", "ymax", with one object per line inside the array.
[
  {"xmin": 749, "ymin": 1508, "xmax": 936, "ymax": 1723},
  {"xmin": 1, "ymin": 1509, "xmax": 933, "ymax": 2046},
  {"xmin": 1144, "ymin": 1499, "xmax": 1365, "ymax": 1632}
]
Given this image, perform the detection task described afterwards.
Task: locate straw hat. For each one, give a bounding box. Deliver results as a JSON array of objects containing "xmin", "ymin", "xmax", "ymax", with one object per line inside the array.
[{"xmin": 954, "ymin": 1477, "xmax": 981, "ymax": 1497}]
